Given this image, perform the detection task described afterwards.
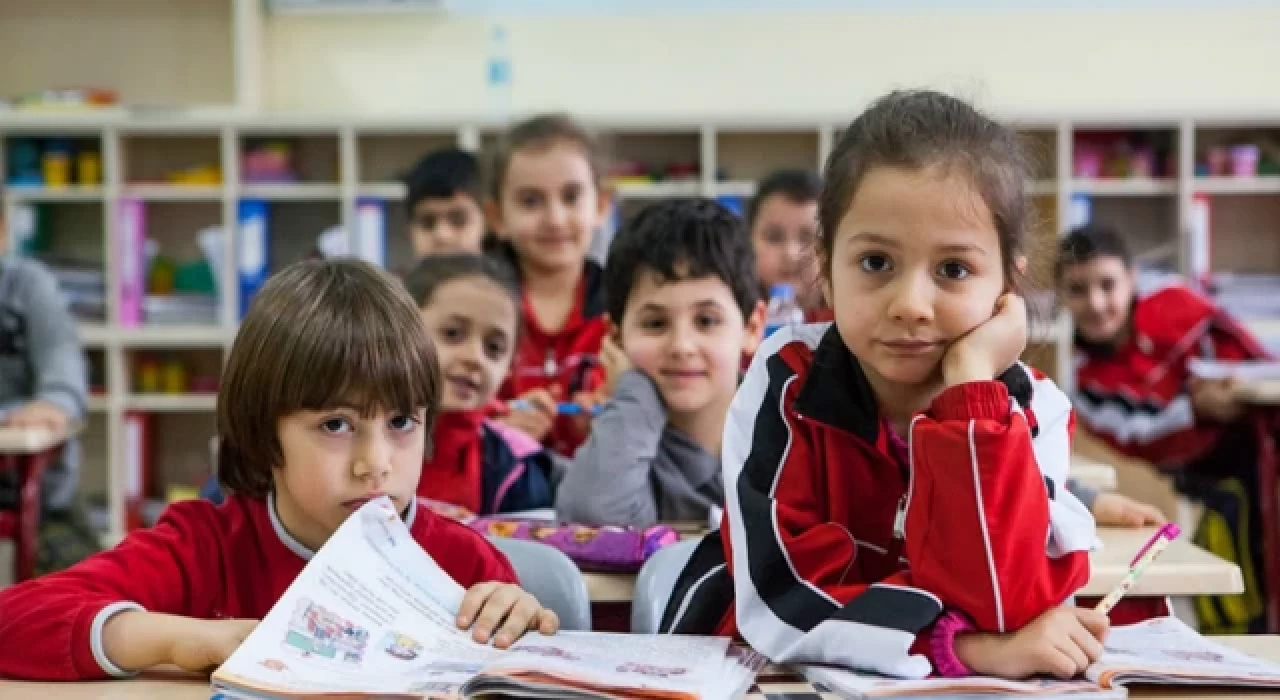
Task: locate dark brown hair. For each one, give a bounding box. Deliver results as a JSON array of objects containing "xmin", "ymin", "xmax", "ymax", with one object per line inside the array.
[
  {"xmin": 1055, "ymin": 222, "xmax": 1132, "ymax": 282},
  {"xmin": 488, "ymin": 113, "xmax": 604, "ymax": 201},
  {"xmin": 818, "ymin": 90, "xmax": 1031, "ymax": 290},
  {"xmin": 217, "ymin": 258, "xmax": 441, "ymax": 498}
]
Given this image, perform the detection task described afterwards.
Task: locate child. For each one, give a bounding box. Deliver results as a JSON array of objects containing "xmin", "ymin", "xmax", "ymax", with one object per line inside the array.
[
  {"xmin": 0, "ymin": 259, "xmax": 558, "ymax": 681},
  {"xmin": 485, "ymin": 114, "xmax": 612, "ymax": 458},
  {"xmin": 662, "ymin": 91, "xmax": 1102, "ymax": 681},
  {"xmin": 1058, "ymin": 223, "xmax": 1271, "ymax": 633},
  {"xmin": 557, "ymin": 199, "xmax": 764, "ymax": 527},
  {"xmin": 0, "ymin": 198, "xmax": 99, "ymax": 574},
  {"xmin": 404, "ymin": 253, "xmax": 555, "ymax": 515},
  {"xmin": 402, "ymin": 147, "xmax": 487, "ymax": 259},
  {"xmin": 748, "ymin": 169, "xmax": 825, "ymax": 316}
]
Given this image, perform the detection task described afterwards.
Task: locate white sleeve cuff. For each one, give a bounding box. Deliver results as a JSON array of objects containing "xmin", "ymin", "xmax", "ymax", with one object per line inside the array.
[{"xmin": 90, "ymin": 601, "xmax": 146, "ymax": 678}]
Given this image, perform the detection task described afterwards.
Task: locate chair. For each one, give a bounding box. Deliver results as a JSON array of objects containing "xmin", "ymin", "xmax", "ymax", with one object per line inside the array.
[
  {"xmin": 486, "ymin": 536, "xmax": 592, "ymax": 631},
  {"xmin": 0, "ymin": 445, "xmax": 62, "ymax": 583},
  {"xmin": 631, "ymin": 538, "xmax": 700, "ymax": 634}
]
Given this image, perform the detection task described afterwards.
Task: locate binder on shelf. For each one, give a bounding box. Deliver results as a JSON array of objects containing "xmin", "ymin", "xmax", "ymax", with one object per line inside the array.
[
  {"xmin": 355, "ymin": 197, "xmax": 386, "ymax": 268},
  {"xmin": 1069, "ymin": 193, "xmax": 1092, "ymax": 229},
  {"xmin": 123, "ymin": 411, "xmax": 152, "ymax": 532},
  {"xmin": 1189, "ymin": 193, "xmax": 1211, "ymax": 291},
  {"xmin": 117, "ymin": 197, "xmax": 146, "ymax": 328},
  {"xmin": 237, "ymin": 199, "xmax": 270, "ymax": 320},
  {"xmin": 717, "ymin": 194, "xmax": 747, "ymax": 217}
]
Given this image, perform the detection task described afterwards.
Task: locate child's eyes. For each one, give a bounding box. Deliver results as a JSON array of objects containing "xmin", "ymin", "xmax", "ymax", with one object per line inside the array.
[
  {"xmin": 320, "ymin": 418, "xmax": 353, "ymax": 434},
  {"xmin": 640, "ymin": 318, "xmax": 667, "ymax": 331},
  {"xmin": 485, "ymin": 338, "xmax": 509, "ymax": 359},
  {"xmin": 695, "ymin": 314, "xmax": 723, "ymax": 330},
  {"xmin": 389, "ymin": 414, "xmax": 420, "ymax": 432},
  {"xmin": 859, "ymin": 254, "xmax": 893, "ymax": 273},
  {"xmin": 439, "ymin": 325, "xmax": 465, "ymax": 343},
  {"xmin": 937, "ymin": 261, "xmax": 971, "ymax": 280}
]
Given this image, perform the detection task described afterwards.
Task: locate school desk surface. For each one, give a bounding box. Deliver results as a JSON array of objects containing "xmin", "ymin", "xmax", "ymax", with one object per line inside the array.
[
  {"xmin": 582, "ymin": 526, "xmax": 1244, "ymax": 604},
  {"xmin": 3, "ymin": 636, "xmax": 1280, "ymax": 699}
]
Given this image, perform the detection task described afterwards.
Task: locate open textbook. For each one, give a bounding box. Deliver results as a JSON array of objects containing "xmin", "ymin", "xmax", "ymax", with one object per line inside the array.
[
  {"xmin": 806, "ymin": 615, "xmax": 1280, "ymax": 699},
  {"xmin": 210, "ymin": 497, "xmax": 762, "ymax": 699}
]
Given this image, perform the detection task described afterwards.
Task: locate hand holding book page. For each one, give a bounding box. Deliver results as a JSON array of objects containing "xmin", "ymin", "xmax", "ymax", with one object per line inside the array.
[{"xmin": 211, "ymin": 497, "xmax": 760, "ymax": 699}]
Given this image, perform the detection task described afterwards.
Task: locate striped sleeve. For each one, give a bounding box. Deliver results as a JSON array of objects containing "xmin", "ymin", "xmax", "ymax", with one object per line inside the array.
[
  {"xmin": 905, "ymin": 365, "xmax": 1094, "ymax": 635},
  {"xmin": 721, "ymin": 327, "xmax": 941, "ymax": 680}
]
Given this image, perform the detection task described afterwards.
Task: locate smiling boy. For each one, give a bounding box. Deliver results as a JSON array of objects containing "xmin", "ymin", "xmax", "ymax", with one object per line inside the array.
[{"xmin": 555, "ymin": 199, "xmax": 764, "ymax": 527}]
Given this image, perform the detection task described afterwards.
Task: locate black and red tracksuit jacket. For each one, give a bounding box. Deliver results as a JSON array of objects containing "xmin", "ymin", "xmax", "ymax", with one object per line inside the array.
[
  {"xmin": 1072, "ymin": 283, "xmax": 1270, "ymax": 467},
  {"xmin": 663, "ymin": 322, "xmax": 1095, "ymax": 679}
]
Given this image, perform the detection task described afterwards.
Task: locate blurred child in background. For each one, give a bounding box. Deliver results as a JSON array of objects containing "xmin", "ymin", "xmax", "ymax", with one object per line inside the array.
[
  {"xmin": 0, "ymin": 195, "xmax": 98, "ymax": 575},
  {"xmin": 485, "ymin": 114, "xmax": 612, "ymax": 458},
  {"xmin": 406, "ymin": 253, "xmax": 555, "ymax": 516},
  {"xmin": 403, "ymin": 147, "xmax": 488, "ymax": 260}
]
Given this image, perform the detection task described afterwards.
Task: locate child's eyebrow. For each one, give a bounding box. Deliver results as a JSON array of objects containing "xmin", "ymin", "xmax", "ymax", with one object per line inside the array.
[
  {"xmin": 934, "ymin": 242, "xmax": 987, "ymax": 255},
  {"xmin": 847, "ymin": 231, "xmax": 900, "ymax": 248}
]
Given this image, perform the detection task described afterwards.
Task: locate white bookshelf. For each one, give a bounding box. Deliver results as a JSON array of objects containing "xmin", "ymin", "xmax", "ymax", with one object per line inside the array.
[{"xmin": 5, "ymin": 113, "xmax": 1280, "ymax": 543}]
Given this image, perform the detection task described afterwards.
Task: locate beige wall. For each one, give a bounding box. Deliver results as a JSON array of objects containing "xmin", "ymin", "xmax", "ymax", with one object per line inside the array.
[{"xmin": 263, "ymin": 7, "xmax": 1280, "ymax": 120}]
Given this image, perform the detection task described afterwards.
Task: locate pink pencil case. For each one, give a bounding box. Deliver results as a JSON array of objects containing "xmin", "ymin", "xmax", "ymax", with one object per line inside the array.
[{"xmin": 467, "ymin": 517, "xmax": 680, "ymax": 573}]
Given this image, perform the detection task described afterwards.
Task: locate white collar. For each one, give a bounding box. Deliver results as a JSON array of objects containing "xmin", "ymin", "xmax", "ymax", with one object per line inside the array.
[{"xmin": 267, "ymin": 492, "xmax": 418, "ymax": 561}]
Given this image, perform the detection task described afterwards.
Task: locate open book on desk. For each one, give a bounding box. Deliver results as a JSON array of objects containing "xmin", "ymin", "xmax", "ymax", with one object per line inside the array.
[
  {"xmin": 1086, "ymin": 616, "xmax": 1280, "ymax": 688},
  {"xmin": 211, "ymin": 497, "xmax": 762, "ymax": 700},
  {"xmin": 806, "ymin": 615, "xmax": 1280, "ymax": 699}
]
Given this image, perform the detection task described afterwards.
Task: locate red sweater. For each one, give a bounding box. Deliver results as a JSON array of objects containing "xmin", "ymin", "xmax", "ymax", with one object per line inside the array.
[
  {"xmin": 1073, "ymin": 284, "xmax": 1269, "ymax": 467},
  {"xmin": 499, "ymin": 260, "xmax": 607, "ymax": 457},
  {"xmin": 665, "ymin": 323, "xmax": 1094, "ymax": 678},
  {"xmin": 0, "ymin": 494, "xmax": 517, "ymax": 681}
]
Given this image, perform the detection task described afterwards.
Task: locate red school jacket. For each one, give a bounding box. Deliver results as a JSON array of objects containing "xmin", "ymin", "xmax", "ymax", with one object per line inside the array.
[
  {"xmin": 663, "ymin": 322, "xmax": 1094, "ymax": 679},
  {"xmin": 498, "ymin": 258, "xmax": 608, "ymax": 457},
  {"xmin": 1072, "ymin": 283, "xmax": 1270, "ymax": 468},
  {"xmin": 0, "ymin": 494, "xmax": 516, "ymax": 681}
]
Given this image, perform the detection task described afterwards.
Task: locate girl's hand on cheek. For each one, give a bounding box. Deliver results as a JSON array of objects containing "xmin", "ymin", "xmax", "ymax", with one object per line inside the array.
[{"xmin": 941, "ymin": 293, "xmax": 1028, "ymax": 387}]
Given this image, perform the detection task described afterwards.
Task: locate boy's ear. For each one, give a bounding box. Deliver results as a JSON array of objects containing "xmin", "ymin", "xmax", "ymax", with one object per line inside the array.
[
  {"xmin": 484, "ymin": 198, "xmax": 506, "ymax": 238},
  {"xmin": 742, "ymin": 300, "xmax": 767, "ymax": 356}
]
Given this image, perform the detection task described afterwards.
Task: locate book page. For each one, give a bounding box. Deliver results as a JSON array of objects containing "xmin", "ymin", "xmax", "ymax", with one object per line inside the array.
[
  {"xmin": 803, "ymin": 665, "xmax": 1121, "ymax": 698},
  {"xmin": 472, "ymin": 630, "xmax": 732, "ymax": 696},
  {"xmin": 212, "ymin": 497, "xmax": 505, "ymax": 697},
  {"xmin": 1086, "ymin": 617, "xmax": 1280, "ymax": 686}
]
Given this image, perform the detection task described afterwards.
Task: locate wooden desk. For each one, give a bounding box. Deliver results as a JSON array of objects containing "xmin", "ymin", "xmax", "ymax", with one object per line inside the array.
[
  {"xmin": 1071, "ymin": 454, "xmax": 1119, "ymax": 492},
  {"xmin": 0, "ymin": 424, "xmax": 77, "ymax": 454},
  {"xmin": 6, "ymin": 637, "xmax": 1280, "ymax": 699},
  {"xmin": 584, "ymin": 526, "xmax": 1243, "ymax": 604}
]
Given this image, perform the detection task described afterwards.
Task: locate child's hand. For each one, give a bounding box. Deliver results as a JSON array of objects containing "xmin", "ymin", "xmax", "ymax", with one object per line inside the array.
[
  {"xmin": 955, "ymin": 607, "xmax": 1108, "ymax": 680},
  {"xmin": 1188, "ymin": 377, "xmax": 1244, "ymax": 423},
  {"xmin": 169, "ymin": 618, "xmax": 258, "ymax": 673},
  {"xmin": 1091, "ymin": 492, "xmax": 1167, "ymax": 528},
  {"xmin": 942, "ymin": 293, "xmax": 1028, "ymax": 387},
  {"xmin": 457, "ymin": 582, "xmax": 560, "ymax": 649},
  {"xmin": 568, "ymin": 390, "xmax": 604, "ymax": 438},
  {"xmin": 600, "ymin": 334, "xmax": 631, "ymax": 396},
  {"xmin": 2, "ymin": 399, "xmax": 70, "ymax": 431},
  {"xmin": 499, "ymin": 389, "xmax": 556, "ymax": 441}
]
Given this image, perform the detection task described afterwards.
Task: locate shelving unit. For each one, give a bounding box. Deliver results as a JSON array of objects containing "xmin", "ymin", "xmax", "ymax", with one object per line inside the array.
[{"xmin": 5, "ymin": 113, "xmax": 1280, "ymax": 544}]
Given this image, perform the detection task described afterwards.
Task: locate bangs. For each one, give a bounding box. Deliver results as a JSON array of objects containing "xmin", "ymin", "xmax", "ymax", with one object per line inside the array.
[{"xmin": 271, "ymin": 292, "xmax": 439, "ymax": 419}]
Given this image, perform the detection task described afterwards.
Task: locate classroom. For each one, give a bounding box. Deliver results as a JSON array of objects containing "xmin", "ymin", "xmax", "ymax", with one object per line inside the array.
[{"xmin": 2, "ymin": 1, "xmax": 1280, "ymax": 698}]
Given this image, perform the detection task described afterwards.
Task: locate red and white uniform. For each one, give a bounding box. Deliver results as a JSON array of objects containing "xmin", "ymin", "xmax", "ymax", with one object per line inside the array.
[
  {"xmin": 0, "ymin": 494, "xmax": 516, "ymax": 681},
  {"xmin": 663, "ymin": 323, "xmax": 1094, "ymax": 679},
  {"xmin": 1072, "ymin": 284, "xmax": 1269, "ymax": 467}
]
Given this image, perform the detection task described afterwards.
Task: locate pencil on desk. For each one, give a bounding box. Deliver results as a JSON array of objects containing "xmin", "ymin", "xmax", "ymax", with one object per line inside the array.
[{"xmin": 1094, "ymin": 523, "xmax": 1182, "ymax": 615}]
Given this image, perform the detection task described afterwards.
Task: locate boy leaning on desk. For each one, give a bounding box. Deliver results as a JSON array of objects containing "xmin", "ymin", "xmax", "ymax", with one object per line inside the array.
[{"xmin": 0, "ymin": 190, "xmax": 100, "ymax": 575}]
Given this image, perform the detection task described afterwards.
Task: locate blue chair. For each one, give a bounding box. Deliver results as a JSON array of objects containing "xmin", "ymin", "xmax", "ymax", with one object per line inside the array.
[
  {"xmin": 486, "ymin": 536, "xmax": 592, "ymax": 631},
  {"xmin": 631, "ymin": 538, "xmax": 700, "ymax": 634}
]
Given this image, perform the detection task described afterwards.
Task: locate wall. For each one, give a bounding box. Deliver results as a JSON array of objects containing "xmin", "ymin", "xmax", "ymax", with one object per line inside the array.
[
  {"xmin": 0, "ymin": 0, "xmax": 235, "ymax": 108},
  {"xmin": 263, "ymin": 5, "xmax": 1280, "ymax": 120}
]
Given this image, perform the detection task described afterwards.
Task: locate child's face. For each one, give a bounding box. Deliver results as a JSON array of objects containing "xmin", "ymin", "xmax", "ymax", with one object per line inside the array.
[
  {"xmin": 418, "ymin": 277, "xmax": 518, "ymax": 412},
  {"xmin": 409, "ymin": 193, "xmax": 486, "ymax": 259},
  {"xmin": 618, "ymin": 270, "xmax": 760, "ymax": 417},
  {"xmin": 1059, "ymin": 256, "xmax": 1134, "ymax": 345},
  {"xmin": 824, "ymin": 165, "xmax": 1006, "ymax": 388},
  {"xmin": 272, "ymin": 406, "xmax": 428, "ymax": 551},
  {"xmin": 752, "ymin": 194, "xmax": 820, "ymax": 304},
  {"xmin": 492, "ymin": 141, "xmax": 607, "ymax": 273}
]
